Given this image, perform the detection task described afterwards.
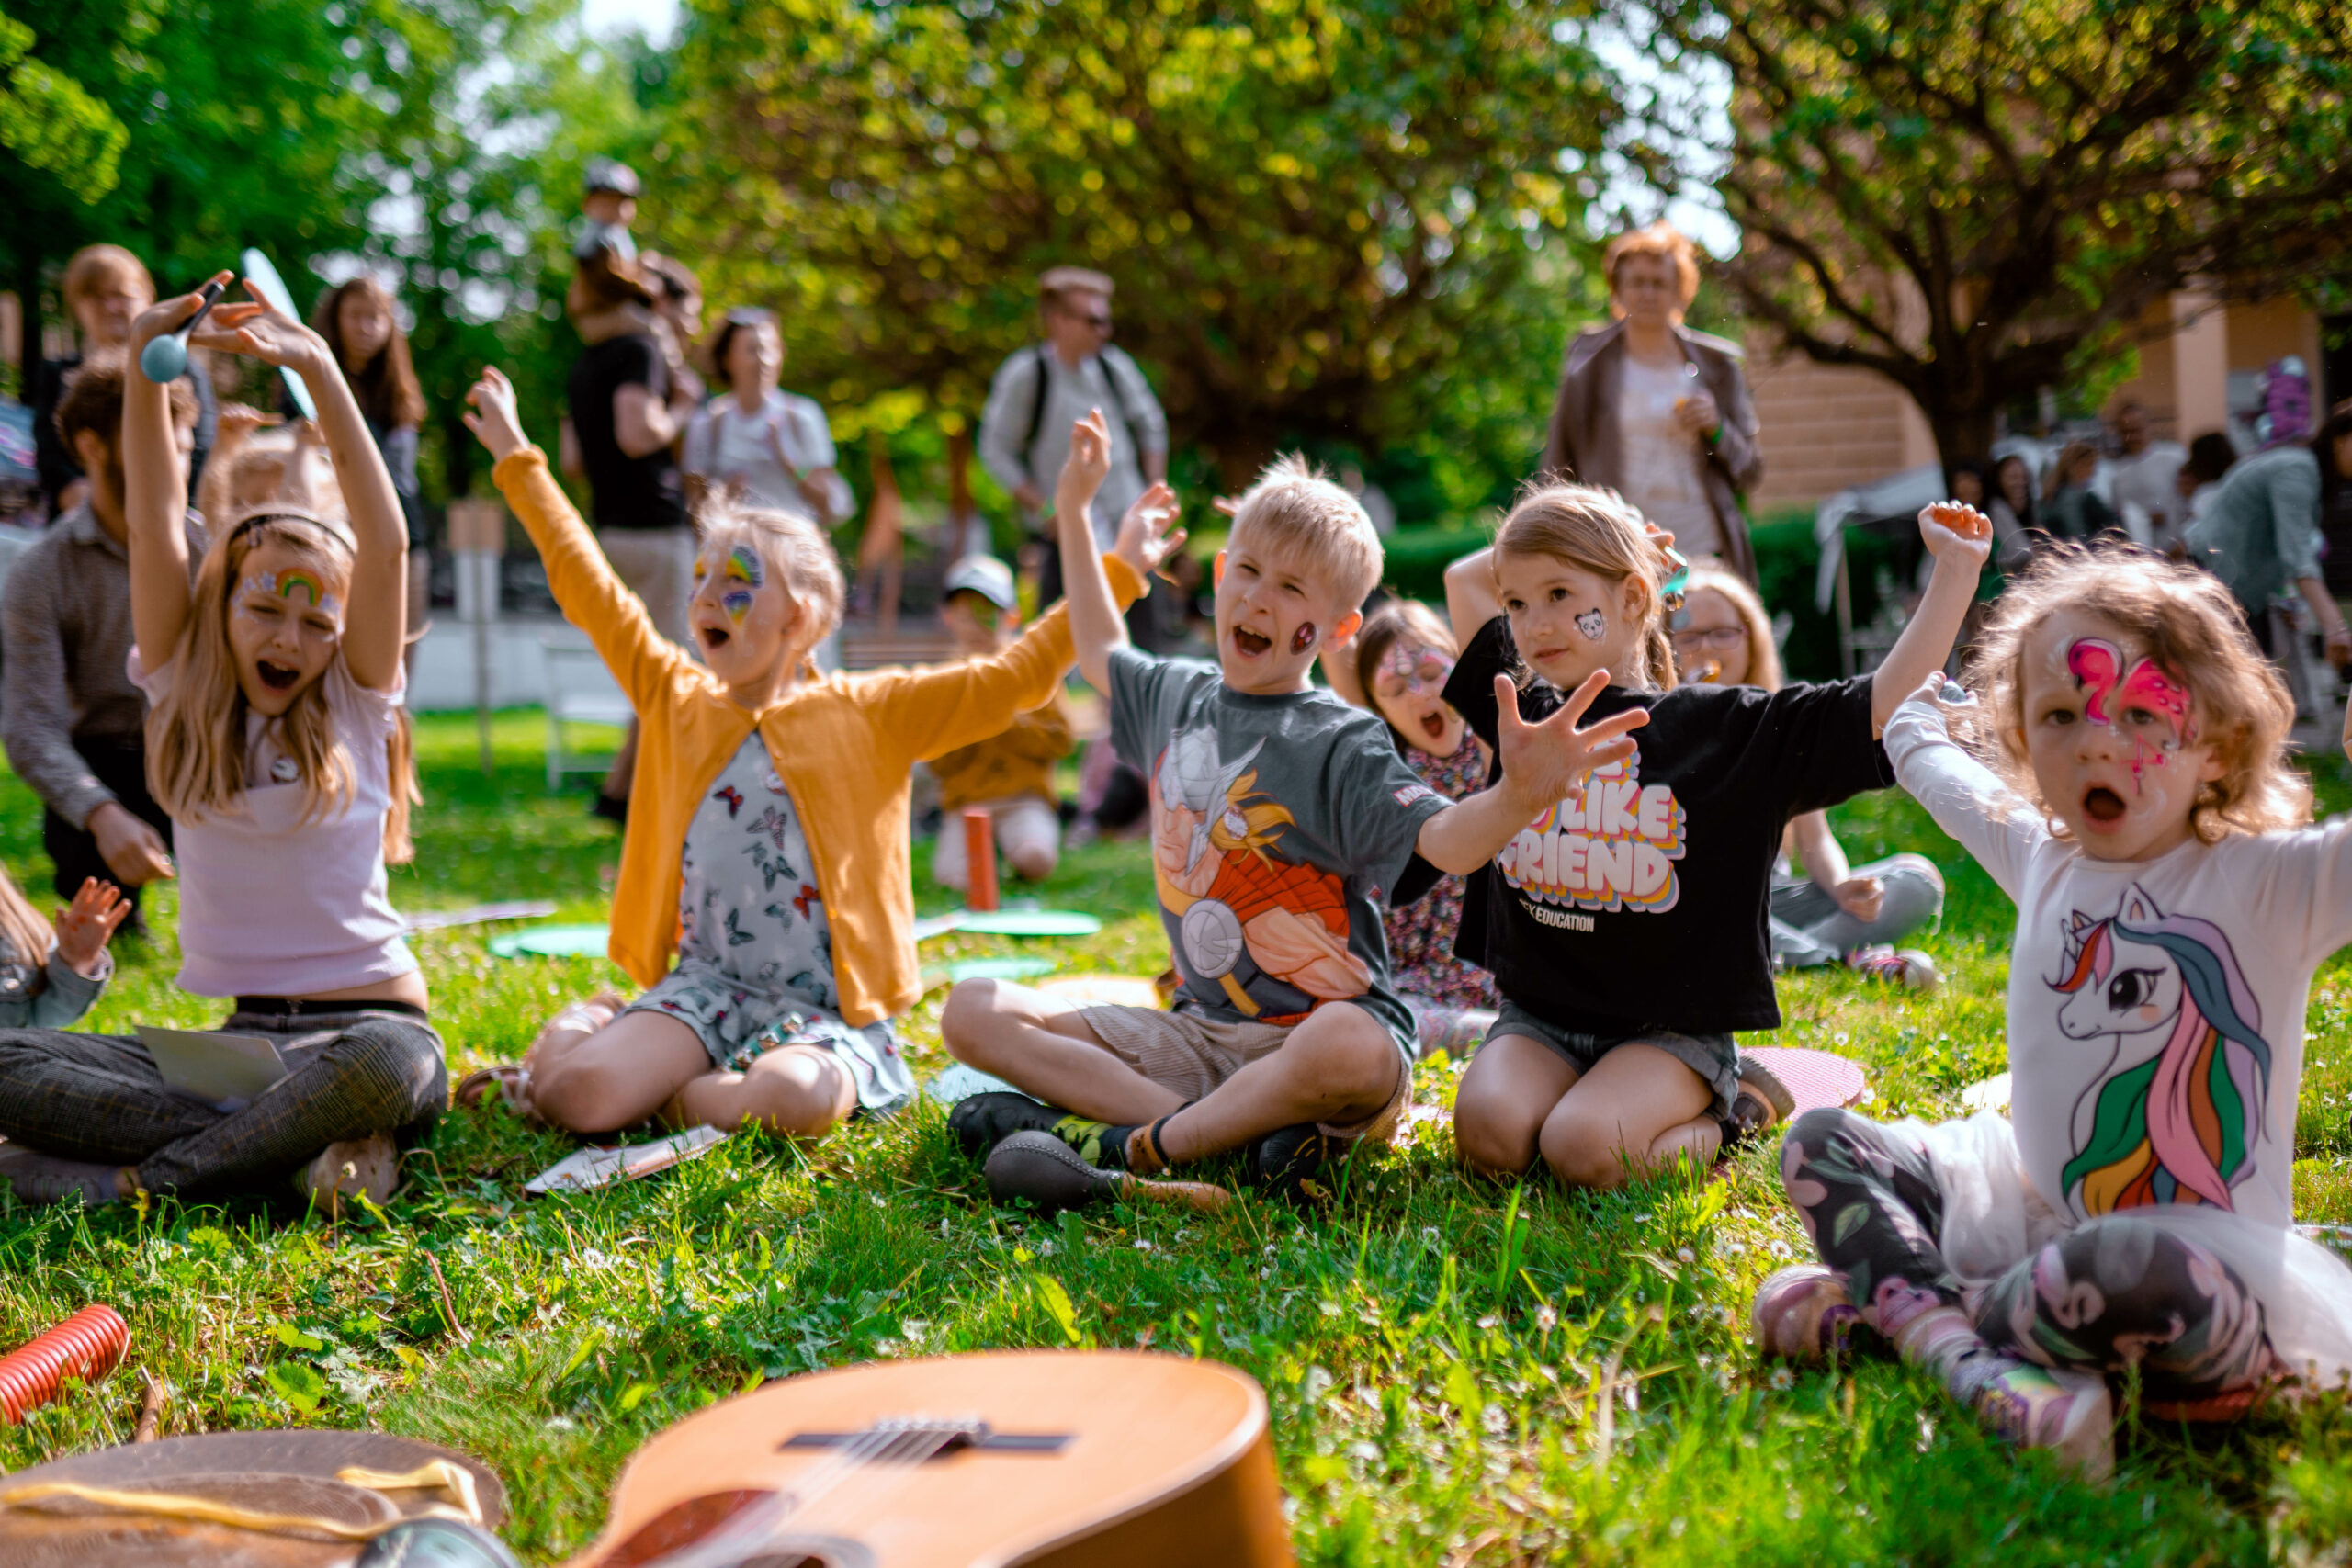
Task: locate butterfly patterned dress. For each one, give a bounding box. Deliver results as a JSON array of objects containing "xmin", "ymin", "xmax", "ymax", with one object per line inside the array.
[{"xmin": 626, "ymin": 735, "xmax": 913, "ymax": 1113}]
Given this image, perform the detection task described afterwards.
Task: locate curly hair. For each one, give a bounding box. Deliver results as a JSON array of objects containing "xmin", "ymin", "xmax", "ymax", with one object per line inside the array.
[{"xmin": 1962, "ymin": 541, "xmax": 2308, "ymax": 841}]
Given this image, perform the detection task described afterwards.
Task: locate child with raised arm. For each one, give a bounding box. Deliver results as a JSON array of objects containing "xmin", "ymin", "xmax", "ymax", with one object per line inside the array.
[
  {"xmin": 457, "ymin": 371, "xmax": 1165, "ymax": 1144},
  {"xmin": 1755, "ymin": 544, "xmax": 2352, "ymax": 1475},
  {"xmin": 1439, "ymin": 487, "xmax": 1988, "ymax": 1190},
  {"xmin": 942, "ymin": 412, "xmax": 1646, "ymax": 1211},
  {"xmin": 0, "ymin": 274, "xmax": 443, "ymax": 1213}
]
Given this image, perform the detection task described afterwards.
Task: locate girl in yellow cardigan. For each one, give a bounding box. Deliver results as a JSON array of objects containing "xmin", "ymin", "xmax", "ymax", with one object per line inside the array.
[{"xmin": 457, "ymin": 368, "xmax": 1163, "ymax": 1141}]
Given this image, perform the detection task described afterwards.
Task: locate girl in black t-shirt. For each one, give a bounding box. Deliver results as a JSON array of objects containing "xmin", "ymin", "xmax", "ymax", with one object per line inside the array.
[{"xmin": 1438, "ymin": 484, "xmax": 1989, "ymax": 1190}]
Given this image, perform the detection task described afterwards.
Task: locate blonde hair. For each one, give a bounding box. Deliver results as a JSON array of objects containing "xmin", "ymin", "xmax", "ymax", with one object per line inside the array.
[
  {"xmin": 1963, "ymin": 542, "xmax": 2307, "ymax": 841},
  {"xmin": 1603, "ymin": 222, "xmax": 1701, "ymax": 315},
  {"xmin": 695, "ymin": 497, "xmax": 847, "ymax": 660},
  {"xmin": 62, "ymin": 244, "xmax": 153, "ymax": 310},
  {"xmin": 1227, "ymin": 455, "xmax": 1383, "ymax": 610},
  {"xmin": 197, "ymin": 425, "xmax": 346, "ymax": 539},
  {"xmin": 0, "ymin": 863, "xmax": 52, "ymax": 976},
  {"xmin": 1491, "ymin": 483, "xmax": 1677, "ymax": 691},
  {"xmin": 146, "ymin": 515, "xmax": 420, "ymax": 863},
  {"xmin": 1679, "ymin": 562, "xmax": 1781, "ymax": 690}
]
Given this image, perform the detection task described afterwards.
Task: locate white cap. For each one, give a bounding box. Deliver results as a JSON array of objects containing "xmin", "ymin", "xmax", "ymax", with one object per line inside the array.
[{"xmin": 942, "ymin": 555, "xmax": 1017, "ymax": 612}]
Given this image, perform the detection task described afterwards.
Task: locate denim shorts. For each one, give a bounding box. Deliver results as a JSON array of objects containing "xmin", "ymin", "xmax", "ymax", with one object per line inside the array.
[{"xmin": 1485, "ymin": 998, "xmax": 1738, "ymax": 1120}]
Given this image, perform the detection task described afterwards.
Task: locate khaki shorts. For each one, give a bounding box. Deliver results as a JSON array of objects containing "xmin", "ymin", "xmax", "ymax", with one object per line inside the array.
[
  {"xmin": 599, "ymin": 525, "xmax": 695, "ymax": 648},
  {"xmin": 1077, "ymin": 1003, "xmax": 1411, "ymax": 1143}
]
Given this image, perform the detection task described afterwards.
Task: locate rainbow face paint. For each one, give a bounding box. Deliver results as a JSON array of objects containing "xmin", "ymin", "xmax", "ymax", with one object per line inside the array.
[
  {"xmin": 1379, "ymin": 642, "xmax": 1454, "ymax": 697},
  {"xmin": 1290, "ymin": 622, "xmax": 1317, "ymax": 655},
  {"xmin": 237, "ymin": 567, "xmax": 341, "ymax": 623},
  {"xmin": 719, "ymin": 545, "xmax": 762, "ymax": 625},
  {"xmin": 2067, "ymin": 637, "xmax": 2194, "ymax": 793}
]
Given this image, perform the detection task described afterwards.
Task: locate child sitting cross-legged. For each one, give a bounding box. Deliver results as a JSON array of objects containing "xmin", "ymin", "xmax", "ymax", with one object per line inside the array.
[
  {"xmin": 943, "ymin": 411, "xmax": 1645, "ymax": 1210},
  {"xmin": 1755, "ymin": 544, "xmax": 2352, "ymax": 1476},
  {"xmin": 457, "ymin": 371, "xmax": 1167, "ymax": 1143}
]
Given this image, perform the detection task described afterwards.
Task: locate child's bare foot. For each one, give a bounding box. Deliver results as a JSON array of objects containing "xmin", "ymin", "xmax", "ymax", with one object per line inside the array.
[
  {"xmin": 297, "ymin": 1132, "xmax": 400, "ymax": 1218},
  {"xmin": 0, "ymin": 1146, "xmax": 134, "ymax": 1207}
]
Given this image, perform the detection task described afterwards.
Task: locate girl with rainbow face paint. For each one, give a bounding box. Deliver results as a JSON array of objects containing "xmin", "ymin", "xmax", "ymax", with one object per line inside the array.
[
  {"xmin": 228, "ymin": 547, "xmax": 349, "ymax": 714},
  {"xmin": 688, "ymin": 538, "xmax": 808, "ymax": 694}
]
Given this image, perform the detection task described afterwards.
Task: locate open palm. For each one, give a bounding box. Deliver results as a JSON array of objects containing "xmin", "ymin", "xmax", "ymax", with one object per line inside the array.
[
  {"xmin": 188, "ymin": 285, "xmax": 322, "ymax": 370},
  {"xmin": 1492, "ymin": 670, "xmax": 1648, "ymax": 809}
]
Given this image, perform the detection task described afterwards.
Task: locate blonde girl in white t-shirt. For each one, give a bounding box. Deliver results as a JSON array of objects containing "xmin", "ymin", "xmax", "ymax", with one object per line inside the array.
[
  {"xmin": 0, "ymin": 273, "xmax": 442, "ymax": 1214},
  {"xmin": 1756, "ymin": 541, "xmax": 2352, "ymax": 1476}
]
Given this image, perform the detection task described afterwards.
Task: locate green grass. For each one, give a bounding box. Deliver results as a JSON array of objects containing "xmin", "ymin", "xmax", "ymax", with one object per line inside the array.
[{"xmin": 6, "ymin": 711, "xmax": 2352, "ymax": 1564}]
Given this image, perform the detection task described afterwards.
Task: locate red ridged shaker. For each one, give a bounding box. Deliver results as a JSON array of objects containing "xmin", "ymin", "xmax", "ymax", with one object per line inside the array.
[{"xmin": 0, "ymin": 1304, "xmax": 130, "ymax": 1423}]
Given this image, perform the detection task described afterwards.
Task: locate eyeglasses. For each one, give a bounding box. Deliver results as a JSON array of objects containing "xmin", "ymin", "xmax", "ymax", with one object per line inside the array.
[
  {"xmin": 1063, "ymin": 309, "xmax": 1112, "ymax": 330},
  {"xmin": 1669, "ymin": 626, "xmax": 1748, "ymax": 651}
]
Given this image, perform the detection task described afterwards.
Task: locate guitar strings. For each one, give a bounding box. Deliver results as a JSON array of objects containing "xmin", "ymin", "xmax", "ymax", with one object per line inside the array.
[{"xmin": 642, "ymin": 1418, "xmax": 973, "ymax": 1568}]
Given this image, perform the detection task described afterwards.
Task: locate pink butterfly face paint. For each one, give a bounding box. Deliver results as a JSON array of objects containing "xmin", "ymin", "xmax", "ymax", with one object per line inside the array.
[
  {"xmin": 2067, "ymin": 637, "xmax": 2194, "ymax": 794},
  {"xmin": 1379, "ymin": 643, "xmax": 1454, "ymax": 698},
  {"xmin": 1291, "ymin": 622, "xmax": 1317, "ymax": 655}
]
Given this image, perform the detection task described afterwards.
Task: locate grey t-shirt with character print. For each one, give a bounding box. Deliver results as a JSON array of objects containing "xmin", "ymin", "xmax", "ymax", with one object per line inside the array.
[{"xmin": 1106, "ymin": 646, "xmax": 1454, "ymax": 1054}]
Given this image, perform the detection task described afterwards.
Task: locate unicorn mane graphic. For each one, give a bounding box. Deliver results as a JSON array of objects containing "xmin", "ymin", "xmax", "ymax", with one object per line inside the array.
[{"xmin": 2052, "ymin": 884, "xmax": 2270, "ymax": 1214}]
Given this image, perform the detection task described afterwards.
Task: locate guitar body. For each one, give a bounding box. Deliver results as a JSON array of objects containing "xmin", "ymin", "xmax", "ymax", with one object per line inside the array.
[{"xmin": 569, "ymin": 1349, "xmax": 1294, "ymax": 1568}]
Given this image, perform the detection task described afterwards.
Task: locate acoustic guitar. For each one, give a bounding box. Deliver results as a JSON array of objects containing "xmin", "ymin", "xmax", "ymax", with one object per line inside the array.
[{"xmin": 565, "ymin": 1349, "xmax": 1294, "ymax": 1568}]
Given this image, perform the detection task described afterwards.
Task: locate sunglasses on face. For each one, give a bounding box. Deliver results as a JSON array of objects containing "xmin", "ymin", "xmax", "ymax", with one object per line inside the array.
[{"xmin": 1063, "ymin": 309, "xmax": 1111, "ymax": 330}]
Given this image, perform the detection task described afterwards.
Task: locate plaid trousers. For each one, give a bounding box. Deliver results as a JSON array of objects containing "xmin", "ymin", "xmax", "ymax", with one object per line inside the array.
[{"xmin": 0, "ymin": 1009, "xmax": 446, "ymax": 1195}]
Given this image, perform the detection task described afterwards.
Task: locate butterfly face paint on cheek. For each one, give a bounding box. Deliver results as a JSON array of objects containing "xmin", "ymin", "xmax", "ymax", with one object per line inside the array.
[
  {"xmin": 2067, "ymin": 637, "xmax": 2195, "ymax": 795},
  {"xmin": 718, "ymin": 545, "xmax": 763, "ymax": 626},
  {"xmin": 1291, "ymin": 622, "xmax": 1317, "ymax": 655}
]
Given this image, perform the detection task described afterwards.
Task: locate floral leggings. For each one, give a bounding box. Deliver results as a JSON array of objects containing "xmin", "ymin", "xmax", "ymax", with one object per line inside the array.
[{"xmin": 1780, "ymin": 1107, "xmax": 2277, "ymax": 1416}]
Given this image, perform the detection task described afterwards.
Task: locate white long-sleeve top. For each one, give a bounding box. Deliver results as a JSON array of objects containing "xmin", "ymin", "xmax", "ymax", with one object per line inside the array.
[{"xmin": 1884, "ymin": 691, "xmax": 2352, "ymax": 1383}]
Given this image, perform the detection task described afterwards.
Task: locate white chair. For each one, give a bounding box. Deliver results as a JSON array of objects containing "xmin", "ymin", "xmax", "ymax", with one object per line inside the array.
[{"xmin": 540, "ymin": 631, "xmax": 634, "ymax": 790}]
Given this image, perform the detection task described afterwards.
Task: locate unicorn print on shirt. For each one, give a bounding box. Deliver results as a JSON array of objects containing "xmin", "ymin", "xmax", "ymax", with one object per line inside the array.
[{"xmin": 2052, "ymin": 883, "xmax": 2272, "ymax": 1215}]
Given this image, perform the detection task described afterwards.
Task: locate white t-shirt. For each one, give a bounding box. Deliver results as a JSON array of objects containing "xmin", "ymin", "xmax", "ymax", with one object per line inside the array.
[
  {"xmin": 1886, "ymin": 694, "xmax": 2352, "ymax": 1382},
  {"xmin": 130, "ymin": 649, "xmax": 416, "ymax": 998},
  {"xmin": 682, "ymin": 389, "xmax": 855, "ymax": 520},
  {"xmin": 2108, "ymin": 443, "xmax": 2188, "ymax": 551},
  {"xmin": 1616, "ymin": 356, "xmax": 1719, "ymax": 556}
]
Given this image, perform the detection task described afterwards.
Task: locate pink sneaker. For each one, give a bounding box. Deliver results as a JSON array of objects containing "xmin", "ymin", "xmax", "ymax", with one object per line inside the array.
[
  {"xmin": 1973, "ymin": 1363, "xmax": 2115, "ymax": 1480},
  {"xmin": 1846, "ymin": 944, "xmax": 1941, "ymax": 990},
  {"xmin": 1751, "ymin": 1264, "xmax": 1870, "ymax": 1361}
]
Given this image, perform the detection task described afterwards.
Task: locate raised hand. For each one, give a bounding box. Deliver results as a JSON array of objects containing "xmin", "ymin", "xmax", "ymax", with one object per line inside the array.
[
  {"xmin": 1919, "ymin": 500, "xmax": 1993, "ymax": 569},
  {"xmin": 1112, "ymin": 480, "xmax": 1187, "ymax": 581},
  {"xmin": 130, "ymin": 270, "xmax": 235, "ymax": 356},
  {"xmin": 1492, "ymin": 670, "xmax": 1649, "ymax": 813},
  {"xmin": 1055, "ymin": 409, "xmax": 1114, "ymax": 520},
  {"xmin": 188, "ymin": 280, "xmax": 329, "ymax": 373},
  {"xmin": 462, "ymin": 367, "xmax": 528, "ymax": 462},
  {"xmin": 53, "ymin": 877, "xmax": 130, "ymax": 978}
]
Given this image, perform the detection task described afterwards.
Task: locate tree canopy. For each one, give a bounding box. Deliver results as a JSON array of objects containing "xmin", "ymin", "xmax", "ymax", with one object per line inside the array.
[
  {"xmin": 661, "ymin": 0, "xmax": 1620, "ymax": 495},
  {"xmin": 1627, "ymin": 0, "xmax": 2352, "ymax": 466}
]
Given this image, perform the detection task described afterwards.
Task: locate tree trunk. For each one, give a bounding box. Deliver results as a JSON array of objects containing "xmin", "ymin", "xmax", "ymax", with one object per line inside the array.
[
  {"xmin": 17, "ymin": 246, "xmax": 45, "ymax": 410},
  {"xmin": 1921, "ymin": 398, "xmax": 2001, "ymax": 493}
]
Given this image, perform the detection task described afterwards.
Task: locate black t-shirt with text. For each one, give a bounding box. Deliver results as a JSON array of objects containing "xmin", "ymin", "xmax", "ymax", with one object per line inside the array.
[
  {"xmin": 1442, "ymin": 615, "xmax": 1894, "ymax": 1035},
  {"xmin": 567, "ymin": 334, "xmax": 687, "ymax": 531}
]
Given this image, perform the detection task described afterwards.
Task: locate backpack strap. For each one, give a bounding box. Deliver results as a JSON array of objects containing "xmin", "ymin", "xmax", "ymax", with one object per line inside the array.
[{"xmin": 1017, "ymin": 344, "xmax": 1141, "ymax": 479}]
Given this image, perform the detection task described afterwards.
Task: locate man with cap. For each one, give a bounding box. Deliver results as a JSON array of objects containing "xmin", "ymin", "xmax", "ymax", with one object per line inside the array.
[
  {"xmin": 581, "ymin": 159, "xmax": 641, "ymax": 261},
  {"xmin": 928, "ymin": 554, "xmax": 1072, "ymax": 891},
  {"xmin": 978, "ymin": 267, "xmax": 1172, "ymax": 647}
]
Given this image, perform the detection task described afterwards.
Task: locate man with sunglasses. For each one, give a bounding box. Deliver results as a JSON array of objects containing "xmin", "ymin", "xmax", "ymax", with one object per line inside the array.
[{"xmin": 978, "ymin": 266, "xmax": 1170, "ymax": 639}]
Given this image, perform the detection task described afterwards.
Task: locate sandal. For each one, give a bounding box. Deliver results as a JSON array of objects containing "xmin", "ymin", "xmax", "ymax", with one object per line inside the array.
[
  {"xmin": 1720, "ymin": 1055, "xmax": 1796, "ymax": 1153},
  {"xmin": 453, "ymin": 1062, "xmax": 537, "ymax": 1120}
]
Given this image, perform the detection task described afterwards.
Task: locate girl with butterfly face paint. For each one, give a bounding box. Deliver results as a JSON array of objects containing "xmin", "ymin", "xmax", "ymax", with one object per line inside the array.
[{"xmin": 1758, "ymin": 544, "xmax": 2352, "ymax": 1477}]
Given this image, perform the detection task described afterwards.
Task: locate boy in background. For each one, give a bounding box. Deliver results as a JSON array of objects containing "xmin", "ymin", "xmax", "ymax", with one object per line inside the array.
[
  {"xmin": 942, "ymin": 410, "xmax": 1645, "ymax": 1209},
  {"xmin": 931, "ymin": 555, "xmax": 1072, "ymax": 892}
]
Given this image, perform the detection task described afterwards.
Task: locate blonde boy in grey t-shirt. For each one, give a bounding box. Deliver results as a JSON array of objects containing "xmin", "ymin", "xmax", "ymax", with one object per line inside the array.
[{"xmin": 941, "ymin": 410, "xmax": 1649, "ymax": 1211}]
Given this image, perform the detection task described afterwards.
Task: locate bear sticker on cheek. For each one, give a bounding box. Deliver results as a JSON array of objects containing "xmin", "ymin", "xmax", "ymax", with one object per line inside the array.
[
  {"xmin": 1575, "ymin": 607, "xmax": 1606, "ymax": 642},
  {"xmin": 1291, "ymin": 623, "xmax": 1317, "ymax": 655}
]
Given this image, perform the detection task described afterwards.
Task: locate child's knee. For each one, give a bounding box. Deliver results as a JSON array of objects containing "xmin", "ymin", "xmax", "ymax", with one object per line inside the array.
[
  {"xmin": 1452, "ymin": 1091, "xmax": 1537, "ymax": 1176},
  {"xmin": 938, "ymin": 979, "xmax": 1010, "ymax": 1064},
  {"xmin": 1288, "ymin": 1011, "xmax": 1401, "ymax": 1106},
  {"xmin": 1782, "ymin": 1104, "xmax": 1860, "ymax": 1174},
  {"xmin": 1007, "ymin": 842, "xmax": 1057, "ymax": 882},
  {"xmin": 337, "ymin": 1020, "xmax": 447, "ymax": 1129},
  {"xmin": 531, "ymin": 1055, "xmax": 630, "ymax": 1133},
  {"xmin": 733, "ymin": 1074, "xmax": 845, "ymax": 1142},
  {"xmin": 1537, "ymin": 1108, "xmax": 1629, "ymax": 1190}
]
